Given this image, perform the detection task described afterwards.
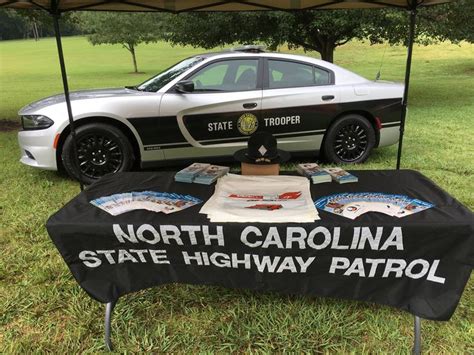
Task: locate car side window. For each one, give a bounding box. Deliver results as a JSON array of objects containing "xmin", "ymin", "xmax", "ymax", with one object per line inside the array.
[
  {"xmin": 189, "ymin": 59, "xmax": 259, "ymax": 92},
  {"xmin": 268, "ymin": 60, "xmax": 331, "ymax": 89}
]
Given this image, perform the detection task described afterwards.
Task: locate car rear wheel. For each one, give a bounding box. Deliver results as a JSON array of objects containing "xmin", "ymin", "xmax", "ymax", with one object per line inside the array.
[
  {"xmin": 323, "ymin": 114, "xmax": 375, "ymax": 164},
  {"xmin": 62, "ymin": 123, "xmax": 134, "ymax": 184}
]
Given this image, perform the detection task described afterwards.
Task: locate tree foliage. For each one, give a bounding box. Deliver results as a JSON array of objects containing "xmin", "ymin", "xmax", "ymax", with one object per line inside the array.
[
  {"xmin": 77, "ymin": 12, "xmax": 165, "ymax": 73},
  {"xmin": 164, "ymin": 10, "xmax": 372, "ymax": 63},
  {"xmin": 0, "ymin": 9, "xmax": 80, "ymax": 40},
  {"xmin": 261, "ymin": 11, "xmax": 372, "ymax": 63},
  {"xmin": 164, "ymin": 2, "xmax": 473, "ymax": 63},
  {"xmin": 364, "ymin": 0, "xmax": 474, "ymax": 46},
  {"xmin": 0, "ymin": 9, "xmax": 27, "ymax": 40}
]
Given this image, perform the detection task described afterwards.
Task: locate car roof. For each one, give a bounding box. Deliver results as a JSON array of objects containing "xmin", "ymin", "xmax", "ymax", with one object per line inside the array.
[
  {"xmin": 195, "ymin": 49, "xmax": 324, "ymax": 64},
  {"xmin": 192, "ymin": 49, "xmax": 369, "ymax": 84}
]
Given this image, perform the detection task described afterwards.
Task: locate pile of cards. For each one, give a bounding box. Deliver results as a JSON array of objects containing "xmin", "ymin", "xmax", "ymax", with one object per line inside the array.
[
  {"xmin": 90, "ymin": 191, "xmax": 202, "ymax": 216},
  {"xmin": 175, "ymin": 163, "xmax": 229, "ymax": 184},
  {"xmin": 324, "ymin": 167, "xmax": 358, "ymax": 184},
  {"xmin": 175, "ymin": 163, "xmax": 209, "ymax": 183},
  {"xmin": 194, "ymin": 165, "xmax": 230, "ymax": 185},
  {"xmin": 297, "ymin": 163, "xmax": 332, "ymax": 184},
  {"xmin": 314, "ymin": 192, "xmax": 434, "ymax": 220}
]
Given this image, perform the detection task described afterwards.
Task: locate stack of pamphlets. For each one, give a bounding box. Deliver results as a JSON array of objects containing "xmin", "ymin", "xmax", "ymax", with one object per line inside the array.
[
  {"xmin": 175, "ymin": 163, "xmax": 229, "ymax": 184},
  {"xmin": 314, "ymin": 192, "xmax": 434, "ymax": 220},
  {"xmin": 174, "ymin": 163, "xmax": 210, "ymax": 183},
  {"xmin": 296, "ymin": 163, "xmax": 332, "ymax": 184},
  {"xmin": 90, "ymin": 191, "xmax": 202, "ymax": 216},
  {"xmin": 201, "ymin": 174, "xmax": 319, "ymax": 223},
  {"xmin": 194, "ymin": 165, "xmax": 230, "ymax": 185},
  {"xmin": 324, "ymin": 167, "xmax": 358, "ymax": 184}
]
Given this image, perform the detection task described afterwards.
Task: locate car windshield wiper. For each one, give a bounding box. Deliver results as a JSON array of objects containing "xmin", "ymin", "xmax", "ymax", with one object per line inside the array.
[{"xmin": 125, "ymin": 85, "xmax": 142, "ymax": 91}]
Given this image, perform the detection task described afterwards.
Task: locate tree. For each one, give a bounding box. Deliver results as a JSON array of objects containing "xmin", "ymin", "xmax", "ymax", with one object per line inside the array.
[
  {"xmin": 78, "ymin": 12, "xmax": 165, "ymax": 73},
  {"xmin": 164, "ymin": 10, "xmax": 371, "ymax": 63},
  {"xmin": 0, "ymin": 9, "xmax": 27, "ymax": 40},
  {"xmin": 164, "ymin": 2, "xmax": 473, "ymax": 64},
  {"xmin": 364, "ymin": 0, "xmax": 474, "ymax": 46},
  {"xmin": 0, "ymin": 9, "xmax": 81, "ymax": 40}
]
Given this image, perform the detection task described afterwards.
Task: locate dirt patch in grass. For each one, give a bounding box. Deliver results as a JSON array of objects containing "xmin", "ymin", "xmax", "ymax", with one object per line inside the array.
[{"xmin": 0, "ymin": 120, "xmax": 20, "ymax": 132}]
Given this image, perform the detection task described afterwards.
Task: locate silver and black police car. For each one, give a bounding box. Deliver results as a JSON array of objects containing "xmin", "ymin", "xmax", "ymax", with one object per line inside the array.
[{"xmin": 18, "ymin": 46, "xmax": 403, "ymax": 183}]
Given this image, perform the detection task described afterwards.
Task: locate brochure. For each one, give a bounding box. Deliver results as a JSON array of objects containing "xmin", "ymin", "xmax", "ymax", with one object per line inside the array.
[
  {"xmin": 314, "ymin": 192, "xmax": 434, "ymax": 219},
  {"xmin": 90, "ymin": 191, "xmax": 202, "ymax": 216}
]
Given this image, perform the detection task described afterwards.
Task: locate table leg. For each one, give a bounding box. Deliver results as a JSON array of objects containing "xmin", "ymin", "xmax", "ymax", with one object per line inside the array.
[
  {"xmin": 105, "ymin": 299, "xmax": 118, "ymax": 351},
  {"xmin": 412, "ymin": 315, "xmax": 421, "ymax": 355}
]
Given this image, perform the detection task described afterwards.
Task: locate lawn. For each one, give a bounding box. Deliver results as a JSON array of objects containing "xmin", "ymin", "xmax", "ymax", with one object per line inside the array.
[{"xmin": 0, "ymin": 37, "xmax": 473, "ymax": 352}]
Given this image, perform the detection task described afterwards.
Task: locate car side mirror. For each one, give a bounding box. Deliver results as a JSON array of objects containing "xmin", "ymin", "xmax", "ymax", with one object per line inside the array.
[{"xmin": 175, "ymin": 80, "xmax": 195, "ymax": 93}]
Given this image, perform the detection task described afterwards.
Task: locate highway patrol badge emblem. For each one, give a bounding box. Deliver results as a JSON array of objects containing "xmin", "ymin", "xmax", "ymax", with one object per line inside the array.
[{"xmin": 237, "ymin": 113, "xmax": 258, "ymax": 135}]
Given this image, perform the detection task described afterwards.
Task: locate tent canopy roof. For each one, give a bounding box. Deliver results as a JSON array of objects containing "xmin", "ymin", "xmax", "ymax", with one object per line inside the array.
[{"xmin": 0, "ymin": 0, "xmax": 454, "ymax": 13}]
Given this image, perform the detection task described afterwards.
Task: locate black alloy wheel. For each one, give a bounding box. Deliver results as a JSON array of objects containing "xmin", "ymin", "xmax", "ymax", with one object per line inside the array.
[
  {"xmin": 76, "ymin": 133, "xmax": 123, "ymax": 179},
  {"xmin": 323, "ymin": 114, "xmax": 375, "ymax": 164},
  {"xmin": 62, "ymin": 123, "xmax": 134, "ymax": 184}
]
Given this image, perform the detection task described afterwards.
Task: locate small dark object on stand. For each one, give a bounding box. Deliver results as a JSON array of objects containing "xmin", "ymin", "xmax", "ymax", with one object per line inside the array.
[{"xmin": 234, "ymin": 131, "xmax": 290, "ymax": 175}]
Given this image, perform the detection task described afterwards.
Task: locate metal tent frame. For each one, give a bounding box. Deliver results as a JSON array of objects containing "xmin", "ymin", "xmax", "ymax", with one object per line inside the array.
[{"xmin": 0, "ymin": 0, "xmax": 455, "ymax": 351}]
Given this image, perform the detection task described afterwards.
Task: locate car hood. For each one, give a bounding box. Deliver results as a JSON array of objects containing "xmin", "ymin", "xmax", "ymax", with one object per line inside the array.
[{"xmin": 19, "ymin": 88, "xmax": 144, "ymax": 114}]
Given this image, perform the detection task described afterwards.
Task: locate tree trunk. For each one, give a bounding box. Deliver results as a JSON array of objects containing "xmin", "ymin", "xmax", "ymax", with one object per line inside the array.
[
  {"xmin": 130, "ymin": 45, "xmax": 138, "ymax": 73},
  {"xmin": 33, "ymin": 21, "xmax": 39, "ymax": 41},
  {"xmin": 320, "ymin": 43, "xmax": 335, "ymax": 63}
]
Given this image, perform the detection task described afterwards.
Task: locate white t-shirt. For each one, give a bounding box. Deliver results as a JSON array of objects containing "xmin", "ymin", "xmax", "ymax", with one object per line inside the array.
[{"xmin": 200, "ymin": 174, "xmax": 319, "ymax": 223}]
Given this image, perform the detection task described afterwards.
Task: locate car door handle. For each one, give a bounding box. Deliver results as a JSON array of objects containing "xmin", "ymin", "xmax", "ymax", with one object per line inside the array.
[
  {"xmin": 322, "ymin": 95, "xmax": 335, "ymax": 101},
  {"xmin": 243, "ymin": 102, "xmax": 258, "ymax": 109}
]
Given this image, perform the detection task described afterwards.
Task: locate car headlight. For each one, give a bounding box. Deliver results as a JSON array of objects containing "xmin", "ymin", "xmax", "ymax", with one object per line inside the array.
[{"xmin": 21, "ymin": 115, "xmax": 54, "ymax": 130}]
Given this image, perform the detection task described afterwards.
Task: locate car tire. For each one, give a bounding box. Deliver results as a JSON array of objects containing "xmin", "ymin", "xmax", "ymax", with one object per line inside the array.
[
  {"xmin": 62, "ymin": 123, "xmax": 134, "ymax": 184},
  {"xmin": 323, "ymin": 114, "xmax": 375, "ymax": 164}
]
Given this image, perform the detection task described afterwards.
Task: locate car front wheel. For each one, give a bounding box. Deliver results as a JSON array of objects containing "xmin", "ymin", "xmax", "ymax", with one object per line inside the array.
[
  {"xmin": 62, "ymin": 123, "xmax": 134, "ymax": 184},
  {"xmin": 323, "ymin": 114, "xmax": 375, "ymax": 164}
]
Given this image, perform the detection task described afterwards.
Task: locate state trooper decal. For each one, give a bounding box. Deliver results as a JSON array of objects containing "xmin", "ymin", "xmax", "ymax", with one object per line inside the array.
[
  {"xmin": 263, "ymin": 115, "xmax": 301, "ymax": 127},
  {"xmin": 237, "ymin": 113, "xmax": 259, "ymax": 135}
]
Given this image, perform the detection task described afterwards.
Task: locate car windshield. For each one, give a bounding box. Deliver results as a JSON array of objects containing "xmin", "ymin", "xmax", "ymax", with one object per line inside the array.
[{"xmin": 137, "ymin": 56, "xmax": 204, "ymax": 92}]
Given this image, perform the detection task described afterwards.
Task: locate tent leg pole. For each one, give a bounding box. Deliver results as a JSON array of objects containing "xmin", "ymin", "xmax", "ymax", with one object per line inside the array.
[
  {"xmin": 105, "ymin": 299, "xmax": 118, "ymax": 351},
  {"xmin": 412, "ymin": 315, "xmax": 421, "ymax": 355},
  {"xmin": 396, "ymin": 6, "xmax": 417, "ymax": 170},
  {"xmin": 52, "ymin": 12, "xmax": 84, "ymax": 190}
]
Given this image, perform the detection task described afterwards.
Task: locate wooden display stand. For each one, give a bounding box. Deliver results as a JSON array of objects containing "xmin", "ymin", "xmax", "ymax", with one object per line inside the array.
[{"xmin": 241, "ymin": 162, "xmax": 280, "ymax": 175}]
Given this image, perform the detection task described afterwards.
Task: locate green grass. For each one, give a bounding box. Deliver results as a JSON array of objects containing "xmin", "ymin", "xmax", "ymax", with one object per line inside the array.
[{"xmin": 0, "ymin": 37, "xmax": 473, "ymax": 353}]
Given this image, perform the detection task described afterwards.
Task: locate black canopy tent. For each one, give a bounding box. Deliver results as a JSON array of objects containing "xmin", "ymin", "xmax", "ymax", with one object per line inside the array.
[{"xmin": 0, "ymin": 0, "xmax": 457, "ymax": 352}]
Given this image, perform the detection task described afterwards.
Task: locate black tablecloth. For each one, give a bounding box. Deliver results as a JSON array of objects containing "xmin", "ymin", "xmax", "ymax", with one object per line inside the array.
[{"xmin": 46, "ymin": 170, "xmax": 473, "ymax": 321}]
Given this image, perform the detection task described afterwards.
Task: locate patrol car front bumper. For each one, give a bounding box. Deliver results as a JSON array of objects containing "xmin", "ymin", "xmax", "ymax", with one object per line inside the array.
[{"xmin": 18, "ymin": 128, "xmax": 58, "ymax": 171}]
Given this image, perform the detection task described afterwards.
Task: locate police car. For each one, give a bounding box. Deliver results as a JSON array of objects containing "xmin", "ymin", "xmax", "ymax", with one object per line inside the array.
[{"xmin": 18, "ymin": 46, "xmax": 403, "ymax": 183}]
